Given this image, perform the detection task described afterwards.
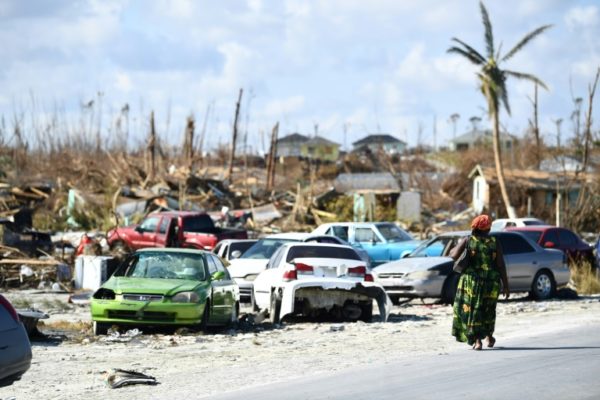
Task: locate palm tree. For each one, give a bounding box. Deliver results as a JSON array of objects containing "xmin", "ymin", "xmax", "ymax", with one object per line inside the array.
[{"xmin": 448, "ymin": 1, "xmax": 552, "ymax": 218}]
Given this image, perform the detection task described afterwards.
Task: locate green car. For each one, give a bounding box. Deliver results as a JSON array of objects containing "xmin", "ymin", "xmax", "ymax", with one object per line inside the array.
[{"xmin": 91, "ymin": 248, "xmax": 239, "ymax": 335}]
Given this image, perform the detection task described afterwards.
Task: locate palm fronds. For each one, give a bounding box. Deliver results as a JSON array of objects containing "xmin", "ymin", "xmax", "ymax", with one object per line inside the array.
[
  {"xmin": 447, "ymin": 46, "xmax": 485, "ymax": 65},
  {"xmin": 479, "ymin": 1, "xmax": 494, "ymax": 59},
  {"xmin": 504, "ymin": 70, "xmax": 548, "ymax": 90},
  {"xmin": 502, "ymin": 24, "xmax": 553, "ymax": 62},
  {"xmin": 451, "ymin": 37, "xmax": 486, "ymax": 63}
]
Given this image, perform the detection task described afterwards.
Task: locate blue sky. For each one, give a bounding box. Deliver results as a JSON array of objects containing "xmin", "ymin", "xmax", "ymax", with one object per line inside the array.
[{"xmin": 1, "ymin": 0, "xmax": 599, "ymax": 153}]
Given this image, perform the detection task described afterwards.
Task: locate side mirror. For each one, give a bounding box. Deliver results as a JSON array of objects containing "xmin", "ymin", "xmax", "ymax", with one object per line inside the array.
[
  {"xmin": 544, "ymin": 241, "xmax": 556, "ymax": 248},
  {"xmin": 134, "ymin": 225, "xmax": 144, "ymax": 233},
  {"xmin": 211, "ymin": 271, "xmax": 225, "ymax": 281},
  {"xmin": 230, "ymin": 250, "xmax": 242, "ymax": 259},
  {"xmin": 401, "ymin": 250, "xmax": 411, "ymax": 258}
]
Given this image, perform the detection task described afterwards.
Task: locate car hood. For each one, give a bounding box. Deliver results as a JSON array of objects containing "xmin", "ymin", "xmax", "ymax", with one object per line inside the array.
[
  {"xmin": 227, "ymin": 258, "xmax": 269, "ymax": 278},
  {"xmin": 373, "ymin": 256, "xmax": 453, "ymax": 274},
  {"xmin": 103, "ymin": 277, "xmax": 203, "ymax": 295}
]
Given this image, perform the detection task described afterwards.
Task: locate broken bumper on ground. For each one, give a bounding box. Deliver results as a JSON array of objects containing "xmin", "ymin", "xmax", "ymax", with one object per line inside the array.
[{"xmin": 279, "ymin": 280, "xmax": 392, "ymax": 322}]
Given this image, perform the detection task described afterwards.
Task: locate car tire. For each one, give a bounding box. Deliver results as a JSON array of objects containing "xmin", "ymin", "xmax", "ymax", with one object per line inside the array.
[
  {"xmin": 441, "ymin": 273, "xmax": 460, "ymax": 305},
  {"xmin": 250, "ymin": 291, "xmax": 260, "ymax": 312},
  {"xmin": 269, "ymin": 291, "xmax": 281, "ymax": 324},
  {"xmin": 530, "ymin": 270, "xmax": 556, "ymax": 300},
  {"xmin": 200, "ymin": 301, "xmax": 210, "ymax": 331},
  {"xmin": 93, "ymin": 321, "xmax": 109, "ymax": 336},
  {"xmin": 229, "ymin": 302, "xmax": 239, "ymax": 328},
  {"xmin": 110, "ymin": 240, "xmax": 130, "ymax": 255},
  {"xmin": 359, "ymin": 302, "xmax": 373, "ymax": 322}
]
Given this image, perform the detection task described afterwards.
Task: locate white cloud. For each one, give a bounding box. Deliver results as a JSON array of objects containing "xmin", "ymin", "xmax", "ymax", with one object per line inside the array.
[
  {"xmin": 114, "ymin": 71, "xmax": 133, "ymax": 93},
  {"xmin": 565, "ymin": 5, "xmax": 599, "ymax": 30},
  {"xmin": 263, "ymin": 95, "xmax": 305, "ymax": 118}
]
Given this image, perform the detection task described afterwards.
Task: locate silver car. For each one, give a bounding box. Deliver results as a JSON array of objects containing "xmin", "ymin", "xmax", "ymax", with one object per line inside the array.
[
  {"xmin": 372, "ymin": 231, "xmax": 570, "ymax": 304},
  {"xmin": 0, "ymin": 294, "xmax": 32, "ymax": 386}
]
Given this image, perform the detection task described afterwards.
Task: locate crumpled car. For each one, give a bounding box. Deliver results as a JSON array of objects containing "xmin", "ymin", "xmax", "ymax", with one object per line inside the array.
[
  {"xmin": 252, "ymin": 242, "xmax": 391, "ymax": 323},
  {"xmin": 90, "ymin": 248, "xmax": 239, "ymax": 334},
  {"xmin": 0, "ymin": 294, "xmax": 32, "ymax": 387}
]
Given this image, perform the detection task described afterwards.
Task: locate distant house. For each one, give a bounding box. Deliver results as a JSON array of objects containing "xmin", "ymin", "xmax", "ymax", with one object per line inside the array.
[
  {"xmin": 468, "ymin": 164, "xmax": 590, "ymax": 221},
  {"xmin": 275, "ymin": 133, "xmax": 340, "ymax": 162},
  {"xmin": 352, "ymin": 134, "xmax": 407, "ymax": 155},
  {"xmin": 275, "ymin": 133, "xmax": 309, "ymax": 157},
  {"xmin": 449, "ymin": 129, "xmax": 514, "ymax": 152}
]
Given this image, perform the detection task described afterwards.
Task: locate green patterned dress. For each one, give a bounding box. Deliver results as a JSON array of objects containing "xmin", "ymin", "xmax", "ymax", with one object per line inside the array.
[{"xmin": 452, "ymin": 235, "xmax": 501, "ymax": 345}]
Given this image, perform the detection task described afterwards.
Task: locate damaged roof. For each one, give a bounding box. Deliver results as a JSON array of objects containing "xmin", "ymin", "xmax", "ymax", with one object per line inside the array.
[
  {"xmin": 334, "ymin": 173, "xmax": 401, "ymax": 194},
  {"xmin": 469, "ymin": 164, "xmax": 592, "ymax": 190},
  {"xmin": 352, "ymin": 134, "xmax": 406, "ymax": 146}
]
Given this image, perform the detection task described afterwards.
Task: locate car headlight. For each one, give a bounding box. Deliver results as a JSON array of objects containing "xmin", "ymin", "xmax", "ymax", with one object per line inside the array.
[
  {"xmin": 405, "ymin": 270, "xmax": 440, "ymax": 280},
  {"xmin": 172, "ymin": 291, "xmax": 200, "ymax": 303},
  {"xmin": 244, "ymin": 274, "xmax": 258, "ymax": 281}
]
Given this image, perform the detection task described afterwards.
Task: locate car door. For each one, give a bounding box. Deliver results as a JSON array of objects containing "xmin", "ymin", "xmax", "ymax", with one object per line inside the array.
[
  {"xmin": 206, "ymin": 255, "xmax": 226, "ymax": 323},
  {"xmin": 557, "ymin": 228, "xmax": 579, "ymax": 260},
  {"xmin": 153, "ymin": 217, "xmax": 171, "ymax": 247},
  {"xmin": 354, "ymin": 226, "xmax": 387, "ymax": 265},
  {"xmin": 211, "ymin": 255, "xmax": 236, "ymax": 318},
  {"xmin": 496, "ymin": 233, "xmax": 537, "ymax": 291},
  {"xmin": 253, "ymin": 246, "xmax": 286, "ymax": 309},
  {"xmin": 132, "ymin": 216, "xmax": 161, "ymax": 249}
]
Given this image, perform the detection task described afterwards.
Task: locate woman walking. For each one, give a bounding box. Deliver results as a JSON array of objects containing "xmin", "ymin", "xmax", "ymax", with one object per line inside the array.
[{"xmin": 450, "ymin": 215, "xmax": 509, "ymax": 350}]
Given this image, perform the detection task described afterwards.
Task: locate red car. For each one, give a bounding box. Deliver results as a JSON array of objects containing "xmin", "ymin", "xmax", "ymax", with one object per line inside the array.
[{"xmin": 505, "ymin": 226, "xmax": 595, "ymax": 267}]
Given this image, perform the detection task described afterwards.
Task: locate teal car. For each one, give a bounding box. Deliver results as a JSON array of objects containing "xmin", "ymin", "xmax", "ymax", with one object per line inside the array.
[{"xmin": 91, "ymin": 248, "xmax": 239, "ymax": 335}]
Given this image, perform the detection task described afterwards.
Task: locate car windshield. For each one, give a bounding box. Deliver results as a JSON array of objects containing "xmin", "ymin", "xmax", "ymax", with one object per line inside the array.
[
  {"xmin": 514, "ymin": 231, "xmax": 543, "ymax": 243},
  {"xmin": 123, "ymin": 252, "xmax": 207, "ymax": 281},
  {"xmin": 408, "ymin": 235, "xmax": 463, "ymax": 257},
  {"xmin": 377, "ymin": 224, "xmax": 413, "ymax": 242},
  {"xmin": 523, "ymin": 220, "xmax": 544, "ymax": 226},
  {"xmin": 229, "ymin": 241, "xmax": 256, "ymax": 256},
  {"xmin": 241, "ymin": 238, "xmax": 300, "ymax": 259},
  {"xmin": 182, "ymin": 215, "xmax": 214, "ymax": 232},
  {"xmin": 286, "ymin": 245, "xmax": 361, "ymax": 262}
]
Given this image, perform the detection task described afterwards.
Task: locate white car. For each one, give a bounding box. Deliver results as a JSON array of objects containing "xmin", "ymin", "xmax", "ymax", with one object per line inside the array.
[
  {"xmin": 212, "ymin": 239, "xmax": 258, "ymax": 261},
  {"xmin": 252, "ymin": 242, "xmax": 391, "ymax": 323},
  {"xmin": 490, "ymin": 218, "xmax": 546, "ymax": 231},
  {"xmin": 227, "ymin": 233, "xmax": 308, "ymax": 301}
]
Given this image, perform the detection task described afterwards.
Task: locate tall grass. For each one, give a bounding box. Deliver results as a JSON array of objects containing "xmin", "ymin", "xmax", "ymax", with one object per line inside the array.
[{"xmin": 571, "ymin": 261, "xmax": 600, "ymax": 294}]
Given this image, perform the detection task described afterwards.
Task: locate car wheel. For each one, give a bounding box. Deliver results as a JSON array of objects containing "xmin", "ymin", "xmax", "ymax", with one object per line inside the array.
[
  {"xmin": 229, "ymin": 302, "xmax": 239, "ymax": 328},
  {"xmin": 441, "ymin": 273, "xmax": 460, "ymax": 305},
  {"xmin": 250, "ymin": 291, "xmax": 260, "ymax": 312},
  {"xmin": 93, "ymin": 321, "xmax": 109, "ymax": 335},
  {"xmin": 269, "ymin": 291, "xmax": 281, "ymax": 324},
  {"xmin": 359, "ymin": 302, "xmax": 373, "ymax": 322},
  {"xmin": 200, "ymin": 301, "xmax": 210, "ymax": 331},
  {"xmin": 110, "ymin": 240, "xmax": 130, "ymax": 255},
  {"xmin": 530, "ymin": 270, "xmax": 556, "ymax": 300}
]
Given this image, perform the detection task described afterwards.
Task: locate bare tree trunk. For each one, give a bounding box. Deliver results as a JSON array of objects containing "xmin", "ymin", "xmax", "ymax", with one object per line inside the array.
[
  {"xmin": 532, "ymin": 83, "xmax": 541, "ymax": 169},
  {"xmin": 581, "ymin": 67, "xmax": 600, "ymax": 173},
  {"xmin": 198, "ymin": 103, "xmax": 211, "ymax": 169},
  {"xmin": 492, "ymin": 111, "xmax": 516, "ymax": 218},
  {"xmin": 266, "ymin": 122, "xmax": 279, "ymax": 192},
  {"xmin": 182, "ymin": 115, "xmax": 195, "ymax": 170},
  {"xmin": 227, "ymin": 88, "xmax": 243, "ymax": 180},
  {"xmin": 145, "ymin": 111, "xmax": 157, "ymax": 185}
]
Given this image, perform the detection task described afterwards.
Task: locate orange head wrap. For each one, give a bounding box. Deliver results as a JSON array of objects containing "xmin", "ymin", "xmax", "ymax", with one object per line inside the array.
[{"xmin": 471, "ymin": 214, "xmax": 492, "ymax": 231}]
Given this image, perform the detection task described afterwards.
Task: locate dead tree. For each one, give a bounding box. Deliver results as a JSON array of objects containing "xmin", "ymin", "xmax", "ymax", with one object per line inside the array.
[
  {"xmin": 528, "ymin": 83, "xmax": 542, "ymax": 169},
  {"xmin": 266, "ymin": 122, "xmax": 279, "ymax": 192},
  {"xmin": 227, "ymin": 88, "xmax": 243, "ymax": 180},
  {"xmin": 198, "ymin": 103, "xmax": 211, "ymax": 169},
  {"xmin": 145, "ymin": 111, "xmax": 157, "ymax": 185},
  {"xmin": 581, "ymin": 67, "xmax": 599, "ymax": 173},
  {"xmin": 182, "ymin": 115, "xmax": 195, "ymax": 170}
]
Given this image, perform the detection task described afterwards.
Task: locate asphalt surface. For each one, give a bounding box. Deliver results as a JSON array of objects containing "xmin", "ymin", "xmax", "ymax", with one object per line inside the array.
[{"xmin": 208, "ymin": 322, "xmax": 600, "ymax": 400}]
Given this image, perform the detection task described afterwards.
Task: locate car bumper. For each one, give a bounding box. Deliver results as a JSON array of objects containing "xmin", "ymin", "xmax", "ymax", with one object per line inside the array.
[
  {"xmin": 0, "ymin": 323, "xmax": 32, "ymax": 383},
  {"xmin": 91, "ymin": 299, "xmax": 206, "ymax": 326},
  {"xmin": 279, "ymin": 279, "xmax": 392, "ymax": 322},
  {"xmin": 375, "ymin": 276, "xmax": 446, "ymax": 298}
]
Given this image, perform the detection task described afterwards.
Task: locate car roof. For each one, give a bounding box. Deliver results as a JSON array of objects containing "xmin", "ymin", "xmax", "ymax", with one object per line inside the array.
[
  {"xmin": 280, "ymin": 242, "xmax": 353, "ymax": 250},
  {"xmin": 505, "ymin": 225, "xmax": 556, "ymax": 232},
  {"xmin": 137, "ymin": 247, "xmax": 208, "ymax": 255},
  {"xmin": 218, "ymin": 239, "xmax": 257, "ymax": 244},
  {"xmin": 263, "ymin": 232, "xmax": 310, "ymax": 240}
]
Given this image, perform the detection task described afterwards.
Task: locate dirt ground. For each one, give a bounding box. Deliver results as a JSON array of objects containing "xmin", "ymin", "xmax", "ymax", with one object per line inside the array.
[{"xmin": 1, "ymin": 290, "xmax": 600, "ymax": 400}]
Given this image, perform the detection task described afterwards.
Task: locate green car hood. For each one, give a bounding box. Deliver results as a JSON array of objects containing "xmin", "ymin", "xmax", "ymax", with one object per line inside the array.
[{"xmin": 102, "ymin": 277, "xmax": 206, "ymax": 296}]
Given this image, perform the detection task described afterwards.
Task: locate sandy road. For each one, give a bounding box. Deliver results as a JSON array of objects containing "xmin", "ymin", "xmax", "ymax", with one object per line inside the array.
[{"xmin": 1, "ymin": 291, "xmax": 599, "ymax": 400}]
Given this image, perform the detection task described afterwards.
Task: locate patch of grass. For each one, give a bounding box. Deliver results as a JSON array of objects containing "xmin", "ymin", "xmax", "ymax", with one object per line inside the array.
[
  {"xmin": 9, "ymin": 298, "xmax": 33, "ymax": 309},
  {"xmin": 40, "ymin": 320, "xmax": 91, "ymax": 332},
  {"xmin": 571, "ymin": 261, "xmax": 600, "ymax": 294}
]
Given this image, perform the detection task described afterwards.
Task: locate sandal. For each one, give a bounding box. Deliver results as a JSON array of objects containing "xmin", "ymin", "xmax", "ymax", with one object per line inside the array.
[
  {"xmin": 473, "ymin": 339, "xmax": 483, "ymax": 351},
  {"xmin": 486, "ymin": 336, "xmax": 496, "ymax": 348}
]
